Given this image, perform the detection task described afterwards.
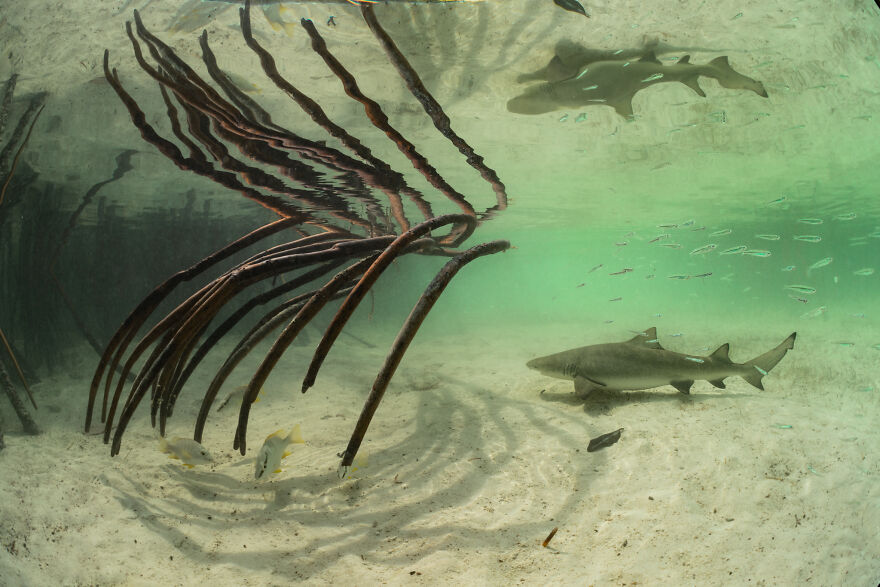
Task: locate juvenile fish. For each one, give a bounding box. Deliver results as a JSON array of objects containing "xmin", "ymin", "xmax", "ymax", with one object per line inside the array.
[
  {"xmin": 719, "ymin": 245, "xmax": 747, "ymax": 255},
  {"xmin": 649, "ymin": 234, "xmax": 671, "ymax": 243},
  {"xmin": 797, "ymin": 218, "xmax": 824, "ymax": 225},
  {"xmin": 587, "ymin": 428, "xmax": 623, "ymax": 452},
  {"xmin": 158, "ymin": 436, "xmax": 213, "ymax": 469},
  {"xmin": 785, "ymin": 285, "xmax": 816, "ymax": 294},
  {"xmin": 853, "ymin": 268, "xmax": 875, "ymax": 276},
  {"xmin": 690, "ymin": 243, "xmax": 716, "ymax": 255},
  {"xmin": 801, "ymin": 305, "xmax": 827, "ymax": 319},
  {"xmin": 710, "ymin": 228, "xmax": 732, "ymax": 237},
  {"xmin": 743, "ymin": 249, "xmax": 772, "ymax": 257},
  {"xmin": 254, "ymin": 425, "xmax": 306, "ymax": 480},
  {"xmin": 691, "ymin": 272, "xmax": 713, "ymax": 278},
  {"xmin": 834, "ymin": 212, "xmax": 857, "ymax": 221},
  {"xmin": 793, "ymin": 235, "xmax": 822, "ymax": 243},
  {"xmin": 807, "ymin": 257, "xmax": 833, "ymax": 273},
  {"xmin": 755, "ymin": 234, "xmax": 780, "ymax": 241},
  {"xmin": 609, "ymin": 268, "xmax": 633, "ymax": 275}
]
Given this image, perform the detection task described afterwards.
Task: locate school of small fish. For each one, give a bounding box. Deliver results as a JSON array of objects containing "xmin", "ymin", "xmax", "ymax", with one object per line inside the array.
[{"xmin": 577, "ymin": 199, "xmax": 875, "ymax": 330}]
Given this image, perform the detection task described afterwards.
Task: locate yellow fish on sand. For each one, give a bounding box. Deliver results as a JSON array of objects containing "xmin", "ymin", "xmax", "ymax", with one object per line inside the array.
[
  {"xmin": 158, "ymin": 436, "xmax": 213, "ymax": 469},
  {"xmin": 254, "ymin": 425, "xmax": 305, "ymax": 480}
]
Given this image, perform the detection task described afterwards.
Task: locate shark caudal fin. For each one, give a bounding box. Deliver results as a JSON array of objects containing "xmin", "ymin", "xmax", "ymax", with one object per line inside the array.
[
  {"xmin": 708, "ymin": 56, "xmax": 769, "ymax": 97},
  {"xmin": 742, "ymin": 333, "xmax": 796, "ymax": 390}
]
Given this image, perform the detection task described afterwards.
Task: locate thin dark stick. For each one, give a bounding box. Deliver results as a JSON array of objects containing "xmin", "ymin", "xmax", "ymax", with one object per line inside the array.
[
  {"xmin": 0, "ymin": 326, "xmax": 36, "ymax": 409},
  {"xmin": 0, "ymin": 362, "xmax": 39, "ymax": 435}
]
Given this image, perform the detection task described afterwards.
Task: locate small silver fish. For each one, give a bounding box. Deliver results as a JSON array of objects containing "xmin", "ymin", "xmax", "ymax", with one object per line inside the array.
[
  {"xmin": 853, "ymin": 268, "xmax": 875, "ymax": 276},
  {"xmin": 801, "ymin": 305, "xmax": 827, "ymax": 319},
  {"xmin": 691, "ymin": 272, "xmax": 713, "ymax": 278},
  {"xmin": 575, "ymin": 112, "xmax": 588, "ymax": 122},
  {"xmin": 609, "ymin": 268, "xmax": 633, "ymax": 275},
  {"xmin": 834, "ymin": 212, "xmax": 857, "ymax": 221},
  {"xmin": 649, "ymin": 234, "xmax": 671, "ymax": 243},
  {"xmin": 667, "ymin": 275, "xmax": 690, "ymax": 280},
  {"xmin": 710, "ymin": 228, "xmax": 732, "ymax": 237},
  {"xmin": 642, "ymin": 73, "xmax": 664, "ymax": 82},
  {"xmin": 785, "ymin": 285, "xmax": 816, "ymax": 294},
  {"xmin": 781, "ymin": 265, "xmax": 796, "ymax": 272},
  {"xmin": 588, "ymin": 263, "xmax": 604, "ymax": 273},
  {"xmin": 659, "ymin": 243, "xmax": 682, "ymax": 249},
  {"xmin": 766, "ymin": 196, "xmax": 787, "ymax": 206},
  {"xmin": 719, "ymin": 245, "xmax": 747, "ymax": 255},
  {"xmin": 797, "ymin": 218, "xmax": 824, "ymax": 225},
  {"xmin": 743, "ymin": 250, "xmax": 772, "ymax": 257},
  {"xmin": 755, "ymin": 234, "xmax": 781, "ymax": 241},
  {"xmin": 793, "ymin": 235, "xmax": 822, "ymax": 243},
  {"xmin": 807, "ymin": 257, "xmax": 833, "ymax": 273},
  {"xmin": 689, "ymin": 244, "xmax": 717, "ymax": 255}
]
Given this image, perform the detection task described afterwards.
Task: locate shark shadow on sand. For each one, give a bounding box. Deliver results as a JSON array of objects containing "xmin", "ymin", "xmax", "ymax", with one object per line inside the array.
[{"xmin": 508, "ymin": 39, "xmax": 768, "ymax": 118}]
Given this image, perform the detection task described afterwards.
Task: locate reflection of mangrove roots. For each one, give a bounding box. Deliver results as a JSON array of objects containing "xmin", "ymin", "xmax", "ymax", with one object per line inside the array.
[{"xmin": 87, "ymin": 1, "xmax": 509, "ymax": 469}]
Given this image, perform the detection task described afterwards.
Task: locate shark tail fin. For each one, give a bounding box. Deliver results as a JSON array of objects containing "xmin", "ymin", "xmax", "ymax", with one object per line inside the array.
[
  {"xmin": 708, "ymin": 56, "xmax": 769, "ymax": 97},
  {"xmin": 742, "ymin": 333, "xmax": 797, "ymax": 390}
]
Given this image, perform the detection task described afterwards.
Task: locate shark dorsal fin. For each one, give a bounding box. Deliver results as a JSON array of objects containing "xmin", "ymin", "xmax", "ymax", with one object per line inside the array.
[
  {"xmin": 709, "ymin": 343, "xmax": 731, "ymax": 363},
  {"xmin": 626, "ymin": 327, "xmax": 662, "ymax": 349},
  {"xmin": 639, "ymin": 51, "xmax": 661, "ymax": 64},
  {"xmin": 677, "ymin": 55, "xmax": 691, "ymax": 64}
]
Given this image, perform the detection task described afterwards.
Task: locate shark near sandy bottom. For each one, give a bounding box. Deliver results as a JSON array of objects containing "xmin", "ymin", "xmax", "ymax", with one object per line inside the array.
[{"xmin": 526, "ymin": 327, "xmax": 796, "ymax": 396}]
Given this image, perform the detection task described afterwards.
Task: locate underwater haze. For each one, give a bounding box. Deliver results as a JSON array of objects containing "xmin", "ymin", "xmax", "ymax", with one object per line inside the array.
[{"xmin": 1, "ymin": 0, "xmax": 878, "ymax": 584}]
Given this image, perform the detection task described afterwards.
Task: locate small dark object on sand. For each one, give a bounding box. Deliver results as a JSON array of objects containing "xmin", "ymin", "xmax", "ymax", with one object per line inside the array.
[
  {"xmin": 587, "ymin": 428, "xmax": 623, "ymax": 452},
  {"xmin": 553, "ymin": 0, "xmax": 589, "ymax": 17},
  {"xmin": 542, "ymin": 526, "xmax": 559, "ymax": 547}
]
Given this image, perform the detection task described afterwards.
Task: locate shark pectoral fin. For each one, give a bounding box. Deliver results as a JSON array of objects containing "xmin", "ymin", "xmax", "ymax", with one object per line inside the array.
[
  {"xmin": 611, "ymin": 99, "xmax": 635, "ymax": 119},
  {"xmin": 574, "ymin": 375, "xmax": 605, "ymax": 396},
  {"xmin": 708, "ymin": 378, "xmax": 727, "ymax": 389},
  {"xmin": 681, "ymin": 75, "xmax": 706, "ymax": 97},
  {"xmin": 670, "ymin": 380, "xmax": 694, "ymax": 394}
]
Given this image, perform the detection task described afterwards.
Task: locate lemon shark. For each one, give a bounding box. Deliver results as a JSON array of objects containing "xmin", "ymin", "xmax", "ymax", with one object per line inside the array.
[
  {"xmin": 526, "ymin": 328, "xmax": 796, "ymax": 396},
  {"xmin": 508, "ymin": 49, "xmax": 768, "ymax": 118}
]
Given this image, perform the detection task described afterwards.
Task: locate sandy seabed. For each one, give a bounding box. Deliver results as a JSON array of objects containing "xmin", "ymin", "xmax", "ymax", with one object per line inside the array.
[{"xmin": 1, "ymin": 322, "xmax": 877, "ymax": 586}]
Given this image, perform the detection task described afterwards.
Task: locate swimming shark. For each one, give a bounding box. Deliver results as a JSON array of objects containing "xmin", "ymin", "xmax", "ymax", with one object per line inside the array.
[
  {"xmin": 526, "ymin": 327, "xmax": 796, "ymax": 396},
  {"xmin": 508, "ymin": 49, "xmax": 768, "ymax": 118}
]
